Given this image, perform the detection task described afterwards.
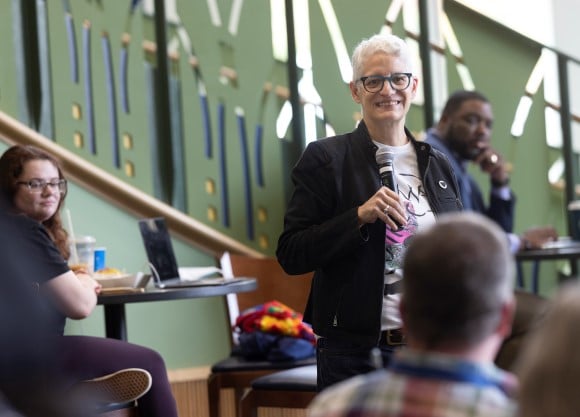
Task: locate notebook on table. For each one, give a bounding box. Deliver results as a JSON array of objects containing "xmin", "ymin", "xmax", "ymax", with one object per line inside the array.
[{"xmin": 138, "ymin": 217, "xmax": 246, "ymax": 289}]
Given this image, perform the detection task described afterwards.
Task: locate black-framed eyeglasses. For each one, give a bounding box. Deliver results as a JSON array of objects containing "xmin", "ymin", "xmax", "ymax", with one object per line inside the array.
[
  {"xmin": 359, "ymin": 73, "xmax": 412, "ymax": 93},
  {"xmin": 16, "ymin": 179, "xmax": 67, "ymax": 193}
]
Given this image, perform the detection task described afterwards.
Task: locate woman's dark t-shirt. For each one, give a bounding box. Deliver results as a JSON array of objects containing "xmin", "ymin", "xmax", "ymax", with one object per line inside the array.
[{"xmin": 1, "ymin": 212, "xmax": 69, "ymax": 335}]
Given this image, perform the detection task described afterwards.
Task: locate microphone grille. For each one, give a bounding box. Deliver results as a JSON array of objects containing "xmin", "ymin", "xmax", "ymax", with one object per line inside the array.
[{"xmin": 375, "ymin": 148, "xmax": 394, "ymax": 165}]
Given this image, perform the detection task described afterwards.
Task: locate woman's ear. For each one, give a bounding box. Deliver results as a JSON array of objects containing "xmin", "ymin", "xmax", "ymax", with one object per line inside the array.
[
  {"xmin": 350, "ymin": 81, "xmax": 361, "ymax": 104},
  {"xmin": 409, "ymin": 76, "xmax": 419, "ymax": 101}
]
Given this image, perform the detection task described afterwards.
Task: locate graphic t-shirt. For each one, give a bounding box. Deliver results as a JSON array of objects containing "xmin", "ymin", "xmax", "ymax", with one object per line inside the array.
[{"xmin": 374, "ymin": 141, "xmax": 436, "ymax": 329}]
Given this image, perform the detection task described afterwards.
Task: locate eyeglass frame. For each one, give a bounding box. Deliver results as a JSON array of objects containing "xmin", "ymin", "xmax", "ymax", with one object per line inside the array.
[
  {"xmin": 358, "ymin": 72, "xmax": 413, "ymax": 93},
  {"xmin": 16, "ymin": 178, "xmax": 68, "ymax": 193}
]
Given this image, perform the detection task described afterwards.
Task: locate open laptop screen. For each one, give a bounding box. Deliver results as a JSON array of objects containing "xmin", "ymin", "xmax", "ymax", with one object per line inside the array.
[{"xmin": 138, "ymin": 217, "xmax": 180, "ymax": 282}]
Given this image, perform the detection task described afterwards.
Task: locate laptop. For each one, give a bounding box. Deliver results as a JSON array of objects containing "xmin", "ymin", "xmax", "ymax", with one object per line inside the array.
[{"xmin": 138, "ymin": 217, "xmax": 246, "ymax": 289}]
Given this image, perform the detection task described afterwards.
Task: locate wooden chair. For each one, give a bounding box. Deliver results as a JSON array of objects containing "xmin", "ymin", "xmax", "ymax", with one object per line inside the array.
[{"xmin": 207, "ymin": 252, "xmax": 314, "ymax": 417}]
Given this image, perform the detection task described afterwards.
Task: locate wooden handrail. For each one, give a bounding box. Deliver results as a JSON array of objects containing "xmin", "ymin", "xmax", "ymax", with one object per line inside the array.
[{"xmin": 0, "ymin": 111, "xmax": 264, "ymax": 258}]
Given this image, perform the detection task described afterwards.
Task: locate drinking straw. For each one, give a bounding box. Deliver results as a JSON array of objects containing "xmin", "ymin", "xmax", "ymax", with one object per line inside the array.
[{"xmin": 65, "ymin": 208, "xmax": 79, "ymax": 263}]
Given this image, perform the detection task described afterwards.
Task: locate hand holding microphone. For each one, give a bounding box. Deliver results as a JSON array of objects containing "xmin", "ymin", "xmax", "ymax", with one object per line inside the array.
[
  {"xmin": 375, "ymin": 149, "xmax": 405, "ymax": 230},
  {"xmin": 356, "ymin": 187, "xmax": 406, "ymax": 229}
]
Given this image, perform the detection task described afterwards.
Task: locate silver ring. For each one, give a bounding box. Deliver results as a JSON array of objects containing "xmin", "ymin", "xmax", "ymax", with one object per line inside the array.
[{"xmin": 384, "ymin": 205, "xmax": 390, "ymax": 215}]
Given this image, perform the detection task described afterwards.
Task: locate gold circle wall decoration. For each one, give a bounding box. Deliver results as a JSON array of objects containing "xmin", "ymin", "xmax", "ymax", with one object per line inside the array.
[
  {"xmin": 124, "ymin": 161, "xmax": 135, "ymax": 177},
  {"xmin": 205, "ymin": 178, "xmax": 216, "ymax": 195},
  {"xmin": 73, "ymin": 132, "xmax": 84, "ymax": 148},
  {"xmin": 123, "ymin": 133, "xmax": 133, "ymax": 149},
  {"xmin": 72, "ymin": 103, "xmax": 82, "ymax": 120},
  {"xmin": 207, "ymin": 206, "xmax": 217, "ymax": 222}
]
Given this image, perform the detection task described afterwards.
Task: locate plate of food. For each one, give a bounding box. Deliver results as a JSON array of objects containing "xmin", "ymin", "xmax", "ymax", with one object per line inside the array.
[{"xmin": 93, "ymin": 267, "xmax": 140, "ymax": 289}]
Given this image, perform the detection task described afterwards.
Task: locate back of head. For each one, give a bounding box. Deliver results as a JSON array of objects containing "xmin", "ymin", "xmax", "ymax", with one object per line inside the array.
[
  {"xmin": 351, "ymin": 33, "xmax": 414, "ymax": 82},
  {"xmin": 517, "ymin": 282, "xmax": 580, "ymax": 417},
  {"xmin": 402, "ymin": 212, "xmax": 514, "ymax": 349},
  {"xmin": 440, "ymin": 89, "xmax": 489, "ymax": 118}
]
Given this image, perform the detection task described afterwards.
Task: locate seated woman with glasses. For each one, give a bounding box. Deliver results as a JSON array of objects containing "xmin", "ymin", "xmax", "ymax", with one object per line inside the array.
[{"xmin": 0, "ymin": 145, "xmax": 178, "ymax": 417}]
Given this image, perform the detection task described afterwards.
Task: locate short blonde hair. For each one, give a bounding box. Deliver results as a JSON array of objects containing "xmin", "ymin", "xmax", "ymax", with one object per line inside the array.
[{"xmin": 351, "ymin": 34, "xmax": 414, "ymax": 82}]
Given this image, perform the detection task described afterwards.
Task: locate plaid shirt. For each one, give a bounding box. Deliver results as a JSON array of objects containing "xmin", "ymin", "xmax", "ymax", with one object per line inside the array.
[{"xmin": 308, "ymin": 350, "xmax": 518, "ymax": 417}]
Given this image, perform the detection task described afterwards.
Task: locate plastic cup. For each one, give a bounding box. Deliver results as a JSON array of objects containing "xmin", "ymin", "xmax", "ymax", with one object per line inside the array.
[
  {"xmin": 94, "ymin": 247, "xmax": 107, "ymax": 272},
  {"xmin": 69, "ymin": 236, "xmax": 96, "ymax": 274}
]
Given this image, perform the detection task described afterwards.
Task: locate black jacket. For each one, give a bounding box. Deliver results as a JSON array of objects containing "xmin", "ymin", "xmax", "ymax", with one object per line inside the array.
[{"xmin": 276, "ymin": 121, "xmax": 463, "ymax": 347}]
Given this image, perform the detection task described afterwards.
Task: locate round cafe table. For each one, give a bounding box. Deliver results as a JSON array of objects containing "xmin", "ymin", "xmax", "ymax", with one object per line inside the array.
[
  {"xmin": 515, "ymin": 242, "xmax": 580, "ymax": 293},
  {"xmin": 97, "ymin": 278, "xmax": 257, "ymax": 340}
]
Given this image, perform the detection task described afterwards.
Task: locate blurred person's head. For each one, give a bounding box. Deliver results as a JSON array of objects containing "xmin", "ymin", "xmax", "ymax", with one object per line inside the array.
[
  {"xmin": 517, "ymin": 282, "xmax": 580, "ymax": 417},
  {"xmin": 401, "ymin": 212, "xmax": 515, "ymax": 355},
  {"xmin": 0, "ymin": 145, "xmax": 70, "ymax": 258},
  {"xmin": 436, "ymin": 90, "xmax": 493, "ymax": 161},
  {"xmin": 349, "ymin": 34, "xmax": 418, "ymax": 129}
]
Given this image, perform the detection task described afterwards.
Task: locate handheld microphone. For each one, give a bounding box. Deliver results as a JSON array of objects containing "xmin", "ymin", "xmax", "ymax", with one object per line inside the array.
[
  {"xmin": 375, "ymin": 149, "xmax": 403, "ymax": 229},
  {"xmin": 376, "ymin": 149, "xmax": 397, "ymax": 191}
]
